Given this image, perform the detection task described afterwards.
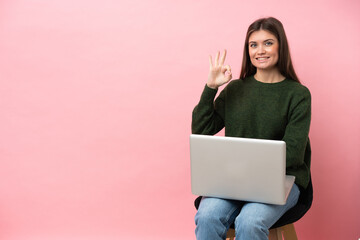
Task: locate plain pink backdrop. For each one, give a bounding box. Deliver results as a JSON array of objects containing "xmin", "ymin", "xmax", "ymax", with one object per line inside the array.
[{"xmin": 0, "ymin": 0, "xmax": 359, "ymax": 239}]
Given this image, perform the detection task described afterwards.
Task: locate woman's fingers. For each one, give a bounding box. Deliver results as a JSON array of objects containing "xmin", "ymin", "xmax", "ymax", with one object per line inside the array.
[
  {"xmin": 225, "ymin": 65, "xmax": 231, "ymax": 73},
  {"xmin": 224, "ymin": 65, "xmax": 232, "ymax": 82},
  {"xmin": 215, "ymin": 51, "xmax": 220, "ymax": 66},
  {"xmin": 212, "ymin": 49, "xmax": 227, "ymax": 67},
  {"xmin": 220, "ymin": 49, "xmax": 227, "ymax": 65},
  {"xmin": 209, "ymin": 55, "xmax": 213, "ymax": 68},
  {"xmin": 221, "ymin": 65, "xmax": 232, "ymax": 74}
]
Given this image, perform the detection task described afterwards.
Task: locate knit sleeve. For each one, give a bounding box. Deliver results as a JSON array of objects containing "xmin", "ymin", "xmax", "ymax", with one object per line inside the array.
[
  {"xmin": 191, "ymin": 84, "xmax": 225, "ymax": 135},
  {"xmin": 283, "ymin": 86, "xmax": 311, "ymax": 174}
]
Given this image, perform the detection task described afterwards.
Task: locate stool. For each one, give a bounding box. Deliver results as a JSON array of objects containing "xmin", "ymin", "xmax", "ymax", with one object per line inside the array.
[{"xmin": 225, "ymin": 223, "xmax": 298, "ymax": 240}]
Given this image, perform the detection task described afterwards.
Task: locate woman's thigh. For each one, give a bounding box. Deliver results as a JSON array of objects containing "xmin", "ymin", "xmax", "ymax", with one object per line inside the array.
[
  {"xmin": 235, "ymin": 184, "xmax": 300, "ymax": 230},
  {"xmin": 195, "ymin": 197, "xmax": 244, "ymax": 227}
]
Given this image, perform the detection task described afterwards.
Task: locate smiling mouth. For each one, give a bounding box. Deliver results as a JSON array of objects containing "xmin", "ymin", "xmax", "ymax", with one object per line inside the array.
[{"xmin": 256, "ymin": 57, "xmax": 270, "ymax": 60}]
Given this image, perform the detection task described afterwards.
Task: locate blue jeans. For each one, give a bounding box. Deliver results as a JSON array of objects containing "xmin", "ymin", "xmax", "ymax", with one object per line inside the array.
[{"xmin": 195, "ymin": 184, "xmax": 300, "ymax": 240}]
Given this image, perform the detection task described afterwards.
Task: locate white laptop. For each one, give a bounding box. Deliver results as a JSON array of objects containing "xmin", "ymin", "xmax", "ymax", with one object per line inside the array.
[{"xmin": 190, "ymin": 134, "xmax": 295, "ymax": 205}]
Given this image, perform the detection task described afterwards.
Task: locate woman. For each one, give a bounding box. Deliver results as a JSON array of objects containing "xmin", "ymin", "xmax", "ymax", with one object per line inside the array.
[{"xmin": 192, "ymin": 17, "xmax": 311, "ymax": 240}]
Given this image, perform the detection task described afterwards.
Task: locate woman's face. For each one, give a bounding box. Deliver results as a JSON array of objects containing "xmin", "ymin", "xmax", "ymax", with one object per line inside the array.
[{"xmin": 248, "ymin": 30, "xmax": 279, "ymax": 71}]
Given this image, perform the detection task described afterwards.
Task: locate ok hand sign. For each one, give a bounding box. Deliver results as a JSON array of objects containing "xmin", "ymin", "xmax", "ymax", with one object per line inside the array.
[{"xmin": 207, "ymin": 49, "xmax": 232, "ymax": 89}]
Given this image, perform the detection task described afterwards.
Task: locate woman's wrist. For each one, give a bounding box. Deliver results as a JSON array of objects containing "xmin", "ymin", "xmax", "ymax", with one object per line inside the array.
[{"xmin": 206, "ymin": 82, "xmax": 218, "ymax": 89}]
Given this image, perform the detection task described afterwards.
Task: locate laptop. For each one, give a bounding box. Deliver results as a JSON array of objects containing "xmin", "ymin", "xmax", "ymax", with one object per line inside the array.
[{"xmin": 190, "ymin": 134, "xmax": 295, "ymax": 205}]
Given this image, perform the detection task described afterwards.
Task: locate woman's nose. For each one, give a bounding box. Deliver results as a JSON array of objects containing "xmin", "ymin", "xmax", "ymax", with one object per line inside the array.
[{"xmin": 257, "ymin": 45, "xmax": 265, "ymax": 54}]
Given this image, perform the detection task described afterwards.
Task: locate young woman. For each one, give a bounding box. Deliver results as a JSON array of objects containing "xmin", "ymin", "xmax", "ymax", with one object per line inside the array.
[{"xmin": 192, "ymin": 17, "xmax": 311, "ymax": 240}]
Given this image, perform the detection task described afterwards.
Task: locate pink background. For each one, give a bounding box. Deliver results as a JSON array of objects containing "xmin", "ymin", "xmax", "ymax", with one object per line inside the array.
[{"xmin": 1, "ymin": 0, "xmax": 359, "ymax": 239}]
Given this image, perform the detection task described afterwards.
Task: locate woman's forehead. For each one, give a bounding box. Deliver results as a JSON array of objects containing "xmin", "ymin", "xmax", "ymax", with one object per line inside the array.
[{"xmin": 249, "ymin": 30, "xmax": 277, "ymax": 42}]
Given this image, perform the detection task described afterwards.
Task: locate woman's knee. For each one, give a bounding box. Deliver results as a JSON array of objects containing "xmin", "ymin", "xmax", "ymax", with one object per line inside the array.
[
  {"xmin": 195, "ymin": 197, "xmax": 239, "ymax": 227},
  {"xmin": 234, "ymin": 213, "xmax": 269, "ymax": 236},
  {"xmin": 195, "ymin": 209, "xmax": 222, "ymax": 227}
]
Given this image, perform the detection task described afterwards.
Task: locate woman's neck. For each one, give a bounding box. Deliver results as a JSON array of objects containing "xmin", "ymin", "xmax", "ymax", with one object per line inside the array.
[{"xmin": 254, "ymin": 69, "xmax": 285, "ymax": 83}]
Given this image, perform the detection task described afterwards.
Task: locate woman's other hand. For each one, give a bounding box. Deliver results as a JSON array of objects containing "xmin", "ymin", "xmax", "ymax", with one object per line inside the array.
[{"xmin": 207, "ymin": 49, "xmax": 232, "ymax": 89}]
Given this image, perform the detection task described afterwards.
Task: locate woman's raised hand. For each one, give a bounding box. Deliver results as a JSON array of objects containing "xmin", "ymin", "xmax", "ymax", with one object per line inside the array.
[{"xmin": 207, "ymin": 50, "xmax": 232, "ymax": 89}]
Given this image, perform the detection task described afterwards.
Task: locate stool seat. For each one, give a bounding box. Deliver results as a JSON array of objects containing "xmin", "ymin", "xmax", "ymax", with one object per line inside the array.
[{"xmin": 226, "ymin": 223, "xmax": 298, "ymax": 240}]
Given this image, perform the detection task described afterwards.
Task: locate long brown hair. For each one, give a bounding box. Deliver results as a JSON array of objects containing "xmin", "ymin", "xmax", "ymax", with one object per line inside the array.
[{"xmin": 239, "ymin": 17, "xmax": 300, "ymax": 83}]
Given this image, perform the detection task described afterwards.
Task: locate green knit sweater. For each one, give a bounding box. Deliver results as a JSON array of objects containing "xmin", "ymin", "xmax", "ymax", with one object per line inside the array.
[{"xmin": 192, "ymin": 75, "xmax": 311, "ymax": 189}]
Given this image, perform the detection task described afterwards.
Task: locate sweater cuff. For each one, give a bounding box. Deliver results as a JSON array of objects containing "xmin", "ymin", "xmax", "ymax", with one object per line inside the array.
[{"xmin": 200, "ymin": 84, "xmax": 218, "ymax": 102}]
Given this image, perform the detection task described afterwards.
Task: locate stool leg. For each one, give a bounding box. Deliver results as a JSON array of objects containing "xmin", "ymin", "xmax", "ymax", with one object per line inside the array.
[
  {"xmin": 268, "ymin": 224, "xmax": 298, "ymax": 240},
  {"xmin": 226, "ymin": 228, "xmax": 235, "ymax": 240},
  {"xmin": 282, "ymin": 224, "xmax": 298, "ymax": 240},
  {"xmin": 269, "ymin": 227, "xmax": 282, "ymax": 240}
]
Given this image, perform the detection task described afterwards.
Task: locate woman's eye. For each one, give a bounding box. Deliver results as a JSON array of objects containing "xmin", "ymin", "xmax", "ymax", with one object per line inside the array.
[
  {"xmin": 265, "ymin": 41, "xmax": 273, "ymax": 46},
  {"xmin": 250, "ymin": 43, "xmax": 257, "ymax": 48}
]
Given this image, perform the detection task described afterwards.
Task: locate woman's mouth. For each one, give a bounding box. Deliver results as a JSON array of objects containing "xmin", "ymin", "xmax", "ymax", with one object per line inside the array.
[{"xmin": 256, "ymin": 57, "xmax": 270, "ymax": 61}]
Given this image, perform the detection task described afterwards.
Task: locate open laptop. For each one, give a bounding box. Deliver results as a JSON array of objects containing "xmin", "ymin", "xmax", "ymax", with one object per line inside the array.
[{"xmin": 190, "ymin": 134, "xmax": 295, "ymax": 205}]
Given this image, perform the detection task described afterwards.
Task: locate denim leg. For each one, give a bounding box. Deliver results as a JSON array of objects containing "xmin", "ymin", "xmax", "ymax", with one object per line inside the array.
[
  {"xmin": 234, "ymin": 184, "xmax": 300, "ymax": 240},
  {"xmin": 195, "ymin": 197, "xmax": 243, "ymax": 240}
]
